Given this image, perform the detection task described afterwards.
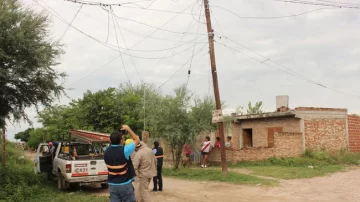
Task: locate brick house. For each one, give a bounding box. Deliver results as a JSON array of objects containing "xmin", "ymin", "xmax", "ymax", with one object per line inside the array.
[{"xmin": 209, "ymin": 96, "xmax": 360, "ymax": 163}]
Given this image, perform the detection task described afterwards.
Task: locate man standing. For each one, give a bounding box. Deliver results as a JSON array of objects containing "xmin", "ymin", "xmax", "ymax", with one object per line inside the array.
[
  {"xmin": 133, "ymin": 141, "xmax": 157, "ymax": 202},
  {"xmin": 152, "ymin": 141, "xmax": 163, "ymax": 192},
  {"xmin": 104, "ymin": 125, "xmax": 140, "ymax": 202}
]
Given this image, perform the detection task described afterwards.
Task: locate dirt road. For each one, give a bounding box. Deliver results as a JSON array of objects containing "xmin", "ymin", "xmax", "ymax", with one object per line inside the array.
[{"xmin": 26, "ymin": 152, "xmax": 360, "ymax": 201}]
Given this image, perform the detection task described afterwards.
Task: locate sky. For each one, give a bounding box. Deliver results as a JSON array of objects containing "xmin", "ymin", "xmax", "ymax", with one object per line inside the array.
[{"xmin": 7, "ymin": 0, "xmax": 360, "ymax": 141}]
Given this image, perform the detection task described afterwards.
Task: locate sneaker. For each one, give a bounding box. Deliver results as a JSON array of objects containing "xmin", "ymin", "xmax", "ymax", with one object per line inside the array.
[
  {"xmin": 201, "ymin": 165, "xmax": 204, "ymax": 168},
  {"xmin": 204, "ymin": 165, "xmax": 207, "ymax": 168}
]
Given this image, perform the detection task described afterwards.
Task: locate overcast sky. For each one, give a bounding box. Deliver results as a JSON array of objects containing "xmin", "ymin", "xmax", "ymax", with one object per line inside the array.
[{"xmin": 8, "ymin": 0, "xmax": 360, "ymax": 141}]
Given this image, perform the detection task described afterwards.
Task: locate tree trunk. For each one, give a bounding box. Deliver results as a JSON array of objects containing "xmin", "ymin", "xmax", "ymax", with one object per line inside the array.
[{"xmin": 2, "ymin": 121, "xmax": 5, "ymax": 168}]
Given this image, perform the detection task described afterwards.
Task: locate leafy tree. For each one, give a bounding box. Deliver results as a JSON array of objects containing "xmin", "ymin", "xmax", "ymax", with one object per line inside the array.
[
  {"xmin": 0, "ymin": 0, "xmax": 65, "ymax": 127},
  {"xmin": 14, "ymin": 128, "xmax": 34, "ymax": 142},
  {"xmin": 27, "ymin": 128, "xmax": 46, "ymax": 149},
  {"xmin": 149, "ymin": 85, "xmax": 216, "ymax": 169},
  {"xmin": 246, "ymin": 101, "xmax": 263, "ymax": 114}
]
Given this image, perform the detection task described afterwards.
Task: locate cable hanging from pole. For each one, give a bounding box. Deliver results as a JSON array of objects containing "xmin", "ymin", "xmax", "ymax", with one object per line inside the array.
[{"xmin": 64, "ymin": 0, "xmax": 152, "ymax": 7}]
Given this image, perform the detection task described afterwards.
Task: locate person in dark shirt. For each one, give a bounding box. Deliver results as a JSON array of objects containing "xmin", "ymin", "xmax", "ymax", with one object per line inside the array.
[
  {"xmin": 104, "ymin": 125, "xmax": 140, "ymax": 202},
  {"xmin": 152, "ymin": 141, "xmax": 163, "ymax": 191}
]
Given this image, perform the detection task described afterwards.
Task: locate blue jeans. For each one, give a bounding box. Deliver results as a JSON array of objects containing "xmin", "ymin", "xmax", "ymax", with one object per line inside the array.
[{"xmin": 109, "ymin": 183, "xmax": 136, "ymax": 202}]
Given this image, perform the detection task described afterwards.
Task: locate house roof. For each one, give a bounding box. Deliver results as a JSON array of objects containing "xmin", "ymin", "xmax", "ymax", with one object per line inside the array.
[{"xmin": 235, "ymin": 110, "xmax": 296, "ymax": 121}]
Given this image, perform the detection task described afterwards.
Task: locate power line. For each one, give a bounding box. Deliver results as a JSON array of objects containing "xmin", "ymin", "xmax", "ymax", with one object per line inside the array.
[
  {"xmin": 112, "ymin": 10, "xmax": 142, "ymax": 82},
  {"xmin": 212, "ymin": 5, "xmax": 337, "ymax": 20},
  {"xmin": 59, "ymin": 4, "xmax": 83, "ymax": 41},
  {"xmin": 110, "ymin": 8, "xmax": 131, "ymax": 84},
  {"xmin": 274, "ymin": 0, "xmax": 360, "ymax": 9},
  {"xmin": 153, "ymin": 4, "xmax": 204, "ymax": 82},
  {"xmin": 120, "ymin": 5, "xmax": 194, "ymax": 15},
  {"xmin": 106, "ymin": 6, "xmax": 207, "ymax": 36},
  {"xmin": 67, "ymin": 55, "xmax": 121, "ymax": 87},
  {"xmin": 64, "ymin": 0, "xmax": 153, "ymax": 7},
  {"xmin": 215, "ymin": 40, "xmax": 360, "ymax": 100},
  {"xmin": 313, "ymin": 0, "xmax": 360, "ymax": 6},
  {"xmin": 34, "ymin": 0, "xmax": 208, "ymax": 60},
  {"xmin": 186, "ymin": 0, "xmax": 203, "ymax": 88},
  {"xmin": 157, "ymin": 43, "xmax": 208, "ymax": 89}
]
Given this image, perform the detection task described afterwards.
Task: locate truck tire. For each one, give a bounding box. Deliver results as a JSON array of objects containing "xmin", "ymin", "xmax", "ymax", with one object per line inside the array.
[
  {"xmin": 57, "ymin": 172, "xmax": 66, "ymax": 190},
  {"xmin": 101, "ymin": 183, "xmax": 109, "ymax": 189},
  {"xmin": 69, "ymin": 183, "xmax": 80, "ymax": 190}
]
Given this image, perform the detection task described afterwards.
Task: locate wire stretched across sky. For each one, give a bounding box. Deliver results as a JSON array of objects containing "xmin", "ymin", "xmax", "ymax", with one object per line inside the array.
[
  {"xmin": 274, "ymin": 0, "xmax": 360, "ymax": 9},
  {"xmin": 215, "ymin": 39, "xmax": 360, "ymax": 100},
  {"xmin": 212, "ymin": 5, "xmax": 337, "ymax": 19}
]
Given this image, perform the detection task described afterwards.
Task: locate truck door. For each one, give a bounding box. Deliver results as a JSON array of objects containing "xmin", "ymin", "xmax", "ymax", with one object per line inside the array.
[{"xmin": 34, "ymin": 143, "xmax": 52, "ymax": 173}]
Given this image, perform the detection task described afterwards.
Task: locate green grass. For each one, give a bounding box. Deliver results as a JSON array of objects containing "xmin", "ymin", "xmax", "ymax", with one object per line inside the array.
[
  {"xmin": 163, "ymin": 168, "xmax": 278, "ymax": 186},
  {"xmin": 243, "ymin": 165, "xmax": 345, "ymax": 179},
  {"xmin": 227, "ymin": 149, "xmax": 360, "ymax": 180},
  {"xmin": 0, "ymin": 141, "xmax": 108, "ymax": 202}
]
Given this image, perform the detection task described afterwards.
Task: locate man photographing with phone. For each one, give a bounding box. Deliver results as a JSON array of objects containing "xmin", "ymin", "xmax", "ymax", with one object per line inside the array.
[{"xmin": 104, "ymin": 125, "xmax": 140, "ymax": 202}]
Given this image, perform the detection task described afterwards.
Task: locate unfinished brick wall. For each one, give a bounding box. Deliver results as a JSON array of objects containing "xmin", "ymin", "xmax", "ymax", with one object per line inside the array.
[
  {"xmin": 238, "ymin": 117, "xmax": 301, "ymax": 148},
  {"xmin": 348, "ymin": 115, "xmax": 360, "ymax": 152},
  {"xmin": 209, "ymin": 132, "xmax": 303, "ymax": 162},
  {"xmin": 304, "ymin": 119, "xmax": 347, "ymax": 152}
]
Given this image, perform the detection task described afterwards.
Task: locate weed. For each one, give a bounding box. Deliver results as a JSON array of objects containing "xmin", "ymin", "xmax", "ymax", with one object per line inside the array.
[{"xmin": 163, "ymin": 168, "xmax": 278, "ymax": 186}]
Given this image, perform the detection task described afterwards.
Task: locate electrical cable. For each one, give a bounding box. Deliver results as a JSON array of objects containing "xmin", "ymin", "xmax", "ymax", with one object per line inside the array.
[
  {"xmin": 67, "ymin": 55, "xmax": 121, "ymax": 87},
  {"xmin": 157, "ymin": 43, "xmax": 208, "ymax": 89},
  {"xmin": 64, "ymin": 0, "xmax": 153, "ymax": 7},
  {"xmin": 34, "ymin": 0, "xmax": 208, "ymax": 60},
  {"xmin": 59, "ymin": 4, "xmax": 83, "ymax": 41},
  {"xmin": 110, "ymin": 7, "xmax": 131, "ymax": 84},
  {"xmin": 215, "ymin": 41, "xmax": 360, "ymax": 100},
  {"xmin": 153, "ymin": 3, "xmax": 204, "ymax": 82},
  {"xmin": 274, "ymin": 0, "xmax": 360, "ymax": 9},
  {"xmin": 212, "ymin": 5, "xmax": 337, "ymax": 19},
  {"xmin": 186, "ymin": 0, "xmax": 203, "ymax": 88},
  {"xmin": 112, "ymin": 10, "xmax": 142, "ymax": 82}
]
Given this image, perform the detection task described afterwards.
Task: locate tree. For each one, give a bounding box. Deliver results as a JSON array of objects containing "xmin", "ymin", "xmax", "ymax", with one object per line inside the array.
[
  {"xmin": 14, "ymin": 128, "xmax": 34, "ymax": 142},
  {"xmin": 0, "ymin": 0, "xmax": 64, "ymax": 167},
  {"xmin": 149, "ymin": 85, "xmax": 216, "ymax": 169},
  {"xmin": 246, "ymin": 101, "xmax": 263, "ymax": 114},
  {"xmin": 27, "ymin": 128, "xmax": 46, "ymax": 149}
]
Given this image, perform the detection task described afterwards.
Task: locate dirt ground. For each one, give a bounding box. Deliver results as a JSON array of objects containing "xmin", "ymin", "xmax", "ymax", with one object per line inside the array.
[{"xmin": 27, "ymin": 151, "xmax": 360, "ymax": 202}]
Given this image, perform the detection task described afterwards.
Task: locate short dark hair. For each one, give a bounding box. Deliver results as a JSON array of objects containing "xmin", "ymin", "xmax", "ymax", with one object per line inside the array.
[
  {"xmin": 110, "ymin": 131, "xmax": 123, "ymax": 145},
  {"xmin": 227, "ymin": 136, "xmax": 232, "ymax": 140},
  {"xmin": 216, "ymin": 137, "xmax": 220, "ymax": 141},
  {"xmin": 205, "ymin": 136, "xmax": 210, "ymax": 141},
  {"xmin": 154, "ymin": 141, "xmax": 159, "ymax": 148}
]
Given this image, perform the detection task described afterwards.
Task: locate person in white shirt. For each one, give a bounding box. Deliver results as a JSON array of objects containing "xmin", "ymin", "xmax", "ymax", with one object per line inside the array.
[{"xmin": 200, "ymin": 136, "xmax": 211, "ymax": 168}]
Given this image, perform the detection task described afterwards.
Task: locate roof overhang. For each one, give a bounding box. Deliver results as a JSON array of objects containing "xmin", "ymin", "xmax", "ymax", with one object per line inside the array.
[{"xmin": 235, "ymin": 111, "xmax": 297, "ymax": 121}]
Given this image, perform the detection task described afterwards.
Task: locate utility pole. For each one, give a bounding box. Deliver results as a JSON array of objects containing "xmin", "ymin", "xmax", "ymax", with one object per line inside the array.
[
  {"xmin": 203, "ymin": 0, "xmax": 228, "ymax": 175},
  {"xmin": 1, "ymin": 120, "xmax": 6, "ymax": 168},
  {"xmin": 143, "ymin": 82, "xmax": 146, "ymax": 132}
]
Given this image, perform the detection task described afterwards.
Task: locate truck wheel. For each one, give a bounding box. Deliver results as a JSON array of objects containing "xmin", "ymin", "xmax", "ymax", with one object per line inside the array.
[
  {"xmin": 57, "ymin": 172, "xmax": 66, "ymax": 190},
  {"xmin": 101, "ymin": 183, "xmax": 109, "ymax": 189},
  {"xmin": 69, "ymin": 183, "xmax": 80, "ymax": 190}
]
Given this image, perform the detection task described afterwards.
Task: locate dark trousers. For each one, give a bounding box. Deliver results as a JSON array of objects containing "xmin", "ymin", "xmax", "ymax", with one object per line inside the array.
[
  {"xmin": 109, "ymin": 183, "xmax": 136, "ymax": 202},
  {"xmin": 153, "ymin": 166, "xmax": 162, "ymax": 191}
]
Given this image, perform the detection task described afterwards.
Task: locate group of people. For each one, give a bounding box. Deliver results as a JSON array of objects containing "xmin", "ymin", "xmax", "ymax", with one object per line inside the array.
[
  {"xmin": 201, "ymin": 135, "xmax": 233, "ymax": 168},
  {"xmin": 104, "ymin": 125, "xmax": 163, "ymax": 202}
]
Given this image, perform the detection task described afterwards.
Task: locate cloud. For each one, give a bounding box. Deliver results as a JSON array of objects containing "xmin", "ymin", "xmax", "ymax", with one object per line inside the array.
[{"xmin": 7, "ymin": 0, "xmax": 360, "ymax": 141}]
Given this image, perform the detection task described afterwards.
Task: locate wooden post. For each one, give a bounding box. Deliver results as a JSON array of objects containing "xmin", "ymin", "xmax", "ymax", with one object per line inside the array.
[
  {"xmin": 203, "ymin": 0, "xmax": 228, "ymax": 175},
  {"xmin": 2, "ymin": 120, "xmax": 6, "ymax": 168}
]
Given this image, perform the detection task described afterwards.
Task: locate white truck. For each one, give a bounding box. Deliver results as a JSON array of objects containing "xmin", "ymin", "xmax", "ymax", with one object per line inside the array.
[{"xmin": 34, "ymin": 141, "xmax": 108, "ymax": 190}]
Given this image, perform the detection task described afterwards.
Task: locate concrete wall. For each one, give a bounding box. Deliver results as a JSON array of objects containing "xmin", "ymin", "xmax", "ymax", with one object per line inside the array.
[
  {"xmin": 209, "ymin": 132, "xmax": 303, "ymax": 162},
  {"xmin": 237, "ymin": 117, "xmax": 301, "ymax": 148},
  {"xmin": 348, "ymin": 115, "xmax": 360, "ymax": 152}
]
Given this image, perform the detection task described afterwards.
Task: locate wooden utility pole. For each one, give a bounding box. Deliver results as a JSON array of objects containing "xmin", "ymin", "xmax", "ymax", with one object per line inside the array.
[
  {"xmin": 203, "ymin": 0, "xmax": 228, "ymax": 175},
  {"xmin": 2, "ymin": 120, "xmax": 6, "ymax": 168}
]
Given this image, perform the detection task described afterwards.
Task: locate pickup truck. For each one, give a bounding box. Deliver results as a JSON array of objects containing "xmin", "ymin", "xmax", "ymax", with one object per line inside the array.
[{"xmin": 34, "ymin": 141, "xmax": 108, "ymax": 190}]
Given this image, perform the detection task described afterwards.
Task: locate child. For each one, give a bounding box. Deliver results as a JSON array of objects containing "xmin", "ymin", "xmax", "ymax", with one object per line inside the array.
[
  {"xmin": 200, "ymin": 136, "xmax": 211, "ymax": 168},
  {"xmin": 214, "ymin": 137, "xmax": 220, "ymax": 148}
]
